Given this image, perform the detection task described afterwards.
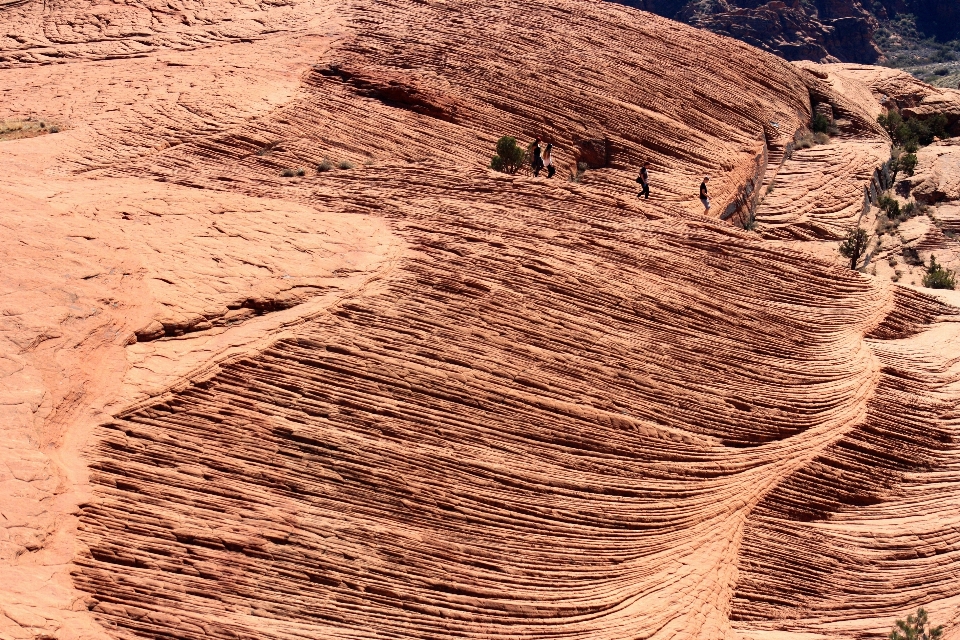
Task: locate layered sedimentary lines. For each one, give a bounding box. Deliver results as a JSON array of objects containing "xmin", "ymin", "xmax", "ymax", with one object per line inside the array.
[
  {"xmin": 75, "ymin": 189, "xmax": 888, "ymax": 639},
  {"xmin": 35, "ymin": 0, "xmax": 813, "ymax": 214},
  {"xmin": 4, "ymin": 0, "xmax": 960, "ymax": 636},
  {"xmin": 733, "ymin": 292, "xmax": 960, "ymax": 638},
  {"xmin": 757, "ymin": 141, "xmax": 887, "ymax": 240}
]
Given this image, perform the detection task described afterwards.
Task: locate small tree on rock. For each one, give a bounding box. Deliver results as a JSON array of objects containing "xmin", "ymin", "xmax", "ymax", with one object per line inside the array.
[
  {"xmin": 889, "ymin": 608, "xmax": 943, "ymax": 640},
  {"xmin": 490, "ymin": 136, "xmax": 527, "ymax": 174},
  {"xmin": 839, "ymin": 226, "xmax": 870, "ymax": 269},
  {"xmin": 922, "ymin": 255, "xmax": 957, "ymax": 290}
]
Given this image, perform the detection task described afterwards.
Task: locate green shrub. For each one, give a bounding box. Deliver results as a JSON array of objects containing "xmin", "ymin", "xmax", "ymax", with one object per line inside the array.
[
  {"xmin": 928, "ymin": 113, "xmax": 949, "ymax": 140},
  {"xmin": 812, "ymin": 112, "xmax": 831, "ymax": 134},
  {"xmin": 839, "ymin": 226, "xmax": 871, "ymax": 269},
  {"xmin": 898, "ymin": 200, "xmax": 926, "ymax": 221},
  {"xmin": 490, "ymin": 136, "xmax": 527, "ymax": 174},
  {"xmin": 889, "ymin": 607, "xmax": 943, "ymax": 640},
  {"xmin": 891, "ymin": 148, "xmax": 919, "ymax": 177},
  {"xmin": 881, "ymin": 111, "xmax": 951, "ymax": 147},
  {"xmin": 901, "ymin": 153, "xmax": 918, "ymax": 176},
  {"xmin": 879, "ymin": 110, "xmax": 905, "ymax": 140},
  {"xmin": 923, "ymin": 255, "xmax": 956, "ymax": 289},
  {"xmin": 317, "ymin": 158, "xmax": 334, "ymax": 172},
  {"xmin": 878, "ymin": 194, "xmax": 900, "ymax": 218}
]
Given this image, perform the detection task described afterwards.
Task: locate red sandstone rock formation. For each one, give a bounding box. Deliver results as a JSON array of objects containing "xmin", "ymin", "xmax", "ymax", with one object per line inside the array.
[{"xmin": 2, "ymin": 0, "xmax": 960, "ymax": 639}]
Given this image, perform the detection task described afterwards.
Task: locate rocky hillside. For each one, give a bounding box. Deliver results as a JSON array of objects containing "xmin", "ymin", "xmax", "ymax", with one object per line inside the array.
[
  {"xmin": 614, "ymin": 0, "xmax": 960, "ymax": 65},
  {"xmin": 3, "ymin": 0, "xmax": 960, "ymax": 638}
]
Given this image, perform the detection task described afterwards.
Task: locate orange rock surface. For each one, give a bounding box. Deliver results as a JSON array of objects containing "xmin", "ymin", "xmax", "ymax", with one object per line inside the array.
[{"xmin": 2, "ymin": 0, "xmax": 960, "ymax": 639}]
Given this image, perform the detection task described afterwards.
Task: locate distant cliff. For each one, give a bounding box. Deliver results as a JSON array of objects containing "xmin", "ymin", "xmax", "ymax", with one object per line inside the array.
[{"xmin": 614, "ymin": 0, "xmax": 960, "ymax": 64}]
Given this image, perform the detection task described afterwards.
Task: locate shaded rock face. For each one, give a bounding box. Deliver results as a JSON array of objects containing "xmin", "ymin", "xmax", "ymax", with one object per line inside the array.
[
  {"xmin": 618, "ymin": 0, "xmax": 960, "ymax": 63},
  {"xmin": 574, "ymin": 138, "xmax": 609, "ymax": 168},
  {"xmin": 875, "ymin": 0, "xmax": 960, "ymax": 41},
  {"xmin": 616, "ymin": 0, "xmax": 881, "ymax": 63}
]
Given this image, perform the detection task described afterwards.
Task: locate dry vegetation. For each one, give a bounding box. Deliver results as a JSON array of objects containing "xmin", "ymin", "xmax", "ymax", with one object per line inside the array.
[{"xmin": 0, "ymin": 118, "xmax": 60, "ymax": 141}]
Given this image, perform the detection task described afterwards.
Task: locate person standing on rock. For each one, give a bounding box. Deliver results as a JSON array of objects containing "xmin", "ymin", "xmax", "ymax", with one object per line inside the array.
[
  {"xmin": 544, "ymin": 143, "xmax": 555, "ymax": 178},
  {"xmin": 637, "ymin": 162, "xmax": 650, "ymax": 199},
  {"xmin": 531, "ymin": 138, "xmax": 544, "ymax": 177},
  {"xmin": 700, "ymin": 176, "xmax": 711, "ymax": 214}
]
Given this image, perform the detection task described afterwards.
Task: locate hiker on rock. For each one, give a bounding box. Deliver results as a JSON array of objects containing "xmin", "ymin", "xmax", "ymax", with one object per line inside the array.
[
  {"xmin": 637, "ymin": 162, "xmax": 650, "ymax": 199},
  {"xmin": 543, "ymin": 143, "xmax": 555, "ymax": 178},
  {"xmin": 700, "ymin": 176, "xmax": 711, "ymax": 213},
  {"xmin": 531, "ymin": 138, "xmax": 544, "ymax": 177}
]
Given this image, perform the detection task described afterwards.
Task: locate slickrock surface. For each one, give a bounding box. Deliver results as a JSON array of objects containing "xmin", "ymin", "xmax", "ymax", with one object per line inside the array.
[
  {"xmin": 825, "ymin": 64, "xmax": 960, "ymax": 132},
  {"xmin": 3, "ymin": 0, "xmax": 960, "ymax": 639},
  {"xmin": 908, "ymin": 139, "xmax": 960, "ymax": 205}
]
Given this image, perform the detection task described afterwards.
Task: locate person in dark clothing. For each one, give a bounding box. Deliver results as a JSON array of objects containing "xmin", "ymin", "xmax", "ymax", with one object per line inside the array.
[
  {"xmin": 700, "ymin": 176, "xmax": 711, "ymax": 213},
  {"xmin": 637, "ymin": 162, "xmax": 650, "ymax": 199},
  {"xmin": 544, "ymin": 143, "xmax": 555, "ymax": 178},
  {"xmin": 531, "ymin": 139, "xmax": 544, "ymax": 177}
]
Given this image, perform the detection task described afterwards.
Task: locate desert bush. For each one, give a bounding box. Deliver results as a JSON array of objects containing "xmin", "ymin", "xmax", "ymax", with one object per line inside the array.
[
  {"xmin": 889, "ymin": 607, "xmax": 943, "ymax": 640},
  {"xmin": 876, "ymin": 213, "xmax": 897, "ymax": 235},
  {"xmin": 280, "ymin": 168, "xmax": 296, "ymax": 177},
  {"xmin": 891, "ymin": 147, "xmax": 919, "ymax": 177},
  {"xmin": 896, "ymin": 200, "xmax": 926, "ymax": 222},
  {"xmin": 48, "ymin": 126, "xmax": 59, "ymax": 133},
  {"xmin": 932, "ymin": 49, "xmax": 957, "ymax": 63},
  {"xmin": 878, "ymin": 194, "xmax": 901, "ymax": 218},
  {"xmin": 902, "ymin": 246, "xmax": 923, "ymax": 265},
  {"xmin": 317, "ymin": 158, "xmax": 334, "ymax": 172},
  {"xmin": 880, "ymin": 111, "xmax": 951, "ymax": 147},
  {"xmin": 900, "ymin": 152, "xmax": 918, "ymax": 175},
  {"xmin": 888, "ymin": 255, "xmax": 898, "ymax": 267},
  {"xmin": 923, "ymin": 255, "xmax": 957, "ymax": 289},
  {"xmin": 839, "ymin": 226, "xmax": 871, "ymax": 269},
  {"xmin": 813, "ymin": 132, "xmax": 830, "ymax": 144},
  {"xmin": 338, "ymin": 160, "xmax": 355, "ymax": 170},
  {"xmin": 296, "ymin": 168, "xmax": 305, "ymax": 176},
  {"xmin": 794, "ymin": 132, "xmax": 816, "ymax": 149},
  {"xmin": 490, "ymin": 136, "xmax": 527, "ymax": 174},
  {"xmin": 812, "ymin": 112, "xmax": 831, "ymax": 134}
]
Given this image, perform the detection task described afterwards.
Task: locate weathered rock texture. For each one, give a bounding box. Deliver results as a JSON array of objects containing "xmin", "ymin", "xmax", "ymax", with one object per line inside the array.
[
  {"xmin": 613, "ymin": 0, "xmax": 882, "ymax": 63},
  {"xmin": 612, "ymin": 0, "xmax": 960, "ymax": 65},
  {"xmin": 3, "ymin": 0, "xmax": 960, "ymax": 639}
]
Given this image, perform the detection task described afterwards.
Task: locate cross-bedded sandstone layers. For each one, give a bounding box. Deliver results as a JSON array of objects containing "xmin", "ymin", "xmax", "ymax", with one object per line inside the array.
[
  {"xmin": 8, "ymin": 0, "xmax": 813, "ymax": 213},
  {"xmin": 4, "ymin": 0, "xmax": 960, "ymax": 637},
  {"xmin": 73, "ymin": 174, "xmax": 890, "ymax": 640},
  {"xmin": 732, "ymin": 288, "xmax": 960, "ymax": 639}
]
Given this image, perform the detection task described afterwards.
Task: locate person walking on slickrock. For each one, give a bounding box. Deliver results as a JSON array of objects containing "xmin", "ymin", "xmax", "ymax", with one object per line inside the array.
[
  {"xmin": 700, "ymin": 176, "xmax": 711, "ymax": 214},
  {"xmin": 637, "ymin": 162, "xmax": 650, "ymax": 199},
  {"xmin": 543, "ymin": 143, "xmax": 556, "ymax": 178},
  {"xmin": 531, "ymin": 138, "xmax": 544, "ymax": 177}
]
